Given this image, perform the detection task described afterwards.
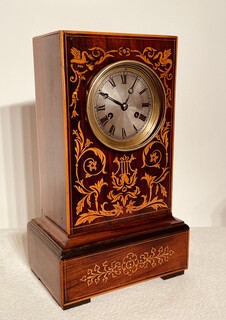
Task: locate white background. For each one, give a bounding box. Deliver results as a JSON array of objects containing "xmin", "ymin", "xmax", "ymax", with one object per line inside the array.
[{"xmin": 0, "ymin": 0, "xmax": 226, "ymax": 228}]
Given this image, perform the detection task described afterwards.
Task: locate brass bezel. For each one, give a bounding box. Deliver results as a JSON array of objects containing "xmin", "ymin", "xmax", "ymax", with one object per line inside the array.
[{"xmin": 87, "ymin": 60, "xmax": 166, "ymax": 151}]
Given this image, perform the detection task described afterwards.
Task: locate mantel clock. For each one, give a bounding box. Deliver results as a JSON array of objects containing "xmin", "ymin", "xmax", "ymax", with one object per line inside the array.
[{"xmin": 27, "ymin": 31, "xmax": 189, "ymax": 309}]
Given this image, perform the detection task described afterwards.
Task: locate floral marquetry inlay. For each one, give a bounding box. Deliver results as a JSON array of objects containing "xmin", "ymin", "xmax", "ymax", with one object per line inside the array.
[
  {"xmin": 70, "ymin": 43, "xmax": 174, "ymax": 227},
  {"xmin": 73, "ymin": 120, "xmax": 170, "ymax": 226},
  {"xmin": 70, "ymin": 46, "xmax": 173, "ymax": 117},
  {"xmin": 80, "ymin": 246, "xmax": 174, "ymax": 286}
]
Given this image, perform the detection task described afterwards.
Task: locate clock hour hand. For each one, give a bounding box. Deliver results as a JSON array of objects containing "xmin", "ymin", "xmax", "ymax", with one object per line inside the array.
[
  {"xmin": 124, "ymin": 95, "xmax": 130, "ymax": 104},
  {"xmin": 99, "ymin": 91, "xmax": 123, "ymax": 107}
]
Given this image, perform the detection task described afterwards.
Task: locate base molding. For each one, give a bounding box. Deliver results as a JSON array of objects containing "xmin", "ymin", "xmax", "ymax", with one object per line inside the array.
[{"xmin": 27, "ymin": 217, "xmax": 189, "ymax": 309}]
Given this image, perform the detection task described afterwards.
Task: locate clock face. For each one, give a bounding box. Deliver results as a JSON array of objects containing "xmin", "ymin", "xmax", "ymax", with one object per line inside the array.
[{"xmin": 87, "ymin": 61, "xmax": 166, "ymax": 151}]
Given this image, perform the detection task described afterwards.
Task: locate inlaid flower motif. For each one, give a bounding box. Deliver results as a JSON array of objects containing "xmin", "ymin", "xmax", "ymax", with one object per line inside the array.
[
  {"xmin": 122, "ymin": 253, "xmax": 139, "ymax": 276},
  {"xmin": 110, "ymin": 261, "xmax": 122, "ymax": 277},
  {"xmin": 80, "ymin": 246, "xmax": 175, "ymax": 286},
  {"xmin": 87, "ymin": 160, "xmax": 97, "ymax": 172},
  {"xmin": 150, "ymin": 152, "xmax": 158, "ymax": 163},
  {"xmin": 118, "ymin": 47, "xmax": 131, "ymax": 56}
]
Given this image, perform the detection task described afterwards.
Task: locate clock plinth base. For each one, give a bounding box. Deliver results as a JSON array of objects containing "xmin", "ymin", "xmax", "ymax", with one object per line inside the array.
[{"xmin": 27, "ymin": 216, "xmax": 189, "ymax": 309}]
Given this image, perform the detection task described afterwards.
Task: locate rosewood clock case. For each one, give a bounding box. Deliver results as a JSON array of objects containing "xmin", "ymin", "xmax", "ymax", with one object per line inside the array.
[{"xmin": 27, "ymin": 30, "xmax": 189, "ymax": 309}]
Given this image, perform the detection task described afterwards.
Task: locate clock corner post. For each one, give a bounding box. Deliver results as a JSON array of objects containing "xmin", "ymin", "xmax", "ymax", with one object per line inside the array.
[{"xmin": 32, "ymin": 31, "xmax": 70, "ymax": 232}]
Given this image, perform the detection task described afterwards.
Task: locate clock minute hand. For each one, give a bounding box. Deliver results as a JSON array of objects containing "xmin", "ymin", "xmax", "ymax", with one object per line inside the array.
[
  {"xmin": 99, "ymin": 91, "xmax": 123, "ymax": 107},
  {"xmin": 107, "ymin": 96, "xmax": 123, "ymax": 107}
]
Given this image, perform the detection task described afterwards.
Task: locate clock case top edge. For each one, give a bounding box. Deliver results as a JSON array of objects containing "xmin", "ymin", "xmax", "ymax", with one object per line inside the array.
[{"xmin": 33, "ymin": 30, "xmax": 178, "ymax": 41}]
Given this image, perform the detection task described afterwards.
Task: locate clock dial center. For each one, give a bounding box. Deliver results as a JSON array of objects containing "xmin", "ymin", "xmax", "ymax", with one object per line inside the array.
[
  {"xmin": 122, "ymin": 102, "xmax": 128, "ymax": 111},
  {"xmin": 94, "ymin": 69, "xmax": 153, "ymax": 140}
]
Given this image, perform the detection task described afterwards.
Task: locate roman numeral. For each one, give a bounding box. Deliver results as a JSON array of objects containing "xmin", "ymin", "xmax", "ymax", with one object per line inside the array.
[
  {"xmin": 133, "ymin": 124, "xmax": 138, "ymax": 132},
  {"xmin": 139, "ymin": 114, "xmax": 146, "ymax": 122},
  {"xmin": 96, "ymin": 105, "xmax": 105, "ymax": 111},
  {"xmin": 100, "ymin": 115, "xmax": 109, "ymax": 126},
  {"xmin": 121, "ymin": 73, "xmax": 127, "ymax": 84},
  {"xmin": 139, "ymin": 88, "xmax": 148, "ymax": 95},
  {"xmin": 122, "ymin": 128, "xmax": 126, "ymax": 139},
  {"xmin": 109, "ymin": 125, "xmax": 116, "ymax": 135},
  {"xmin": 109, "ymin": 77, "xmax": 116, "ymax": 87},
  {"xmin": 142, "ymin": 102, "xmax": 150, "ymax": 107}
]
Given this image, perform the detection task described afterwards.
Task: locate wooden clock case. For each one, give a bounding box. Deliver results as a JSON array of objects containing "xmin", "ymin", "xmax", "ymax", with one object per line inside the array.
[{"xmin": 27, "ymin": 30, "xmax": 189, "ymax": 309}]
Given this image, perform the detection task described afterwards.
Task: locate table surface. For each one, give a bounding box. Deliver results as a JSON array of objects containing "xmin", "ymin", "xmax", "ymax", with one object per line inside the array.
[{"xmin": 0, "ymin": 227, "xmax": 225, "ymax": 320}]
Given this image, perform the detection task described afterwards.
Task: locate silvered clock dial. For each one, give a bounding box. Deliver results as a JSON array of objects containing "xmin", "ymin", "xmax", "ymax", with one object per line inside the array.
[{"xmin": 87, "ymin": 60, "xmax": 166, "ymax": 151}]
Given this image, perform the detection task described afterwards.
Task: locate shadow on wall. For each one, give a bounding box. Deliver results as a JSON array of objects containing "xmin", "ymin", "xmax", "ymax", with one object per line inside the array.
[
  {"xmin": 212, "ymin": 199, "xmax": 226, "ymax": 227},
  {"xmin": 0, "ymin": 102, "xmax": 40, "ymax": 228}
]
